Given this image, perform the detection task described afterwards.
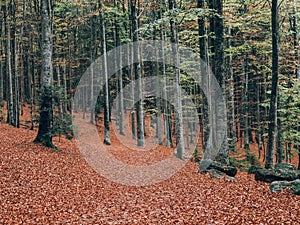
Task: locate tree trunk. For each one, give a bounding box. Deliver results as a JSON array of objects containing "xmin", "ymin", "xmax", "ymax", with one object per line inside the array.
[
  {"xmin": 291, "ymin": 0, "xmax": 300, "ymax": 170},
  {"xmin": 4, "ymin": 1, "xmax": 14, "ymax": 126},
  {"xmin": 206, "ymin": 0, "xmax": 229, "ymax": 164},
  {"xmin": 0, "ymin": 6, "xmax": 3, "ymax": 107},
  {"xmin": 29, "ymin": 35, "xmax": 35, "ymax": 130},
  {"xmin": 114, "ymin": 0, "xmax": 125, "ymax": 135},
  {"xmin": 256, "ymin": 70, "xmax": 263, "ymax": 159},
  {"xmin": 0, "ymin": 58, "xmax": 3, "ymax": 108},
  {"xmin": 153, "ymin": 22, "xmax": 163, "ymax": 145},
  {"xmin": 34, "ymin": 0, "xmax": 55, "ymax": 148},
  {"xmin": 100, "ymin": 0, "xmax": 111, "ymax": 145},
  {"xmin": 226, "ymin": 26, "xmax": 236, "ymax": 152},
  {"xmin": 169, "ymin": 0, "xmax": 184, "ymax": 159},
  {"xmin": 292, "ymin": 0, "xmax": 300, "ymax": 79},
  {"xmin": 266, "ymin": 0, "xmax": 279, "ymax": 169},
  {"xmin": 243, "ymin": 56, "xmax": 250, "ymax": 151},
  {"xmin": 90, "ymin": 20, "xmax": 95, "ymax": 125},
  {"xmin": 198, "ymin": 0, "xmax": 209, "ymax": 152},
  {"xmin": 129, "ymin": 44, "xmax": 137, "ymax": 140},
  {"xmin": 126, "ymin": 0, "xmax": 136, "ymax": 140},
  {"xmin": 160, "ymin": 26, "xmax": 173, "ymax": 147},
  {"xmin": 155, "ymin": 39, "xmax": 163, "ymax": 145},
  {"xmin": 12, "ymin": 0, "xmax": 25, "ymax": 128},
  {"xmin": 276, "ymin": 115, "xmax": 283, "ymax": 163},
  {"xmin": 131, "ymin": 0, "xmax": 144, "ymax": 147}
]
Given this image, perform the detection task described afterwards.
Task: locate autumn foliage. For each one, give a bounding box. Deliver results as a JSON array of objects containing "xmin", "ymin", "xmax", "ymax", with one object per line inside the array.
[{"xmin": 0, "ymin": 123, "xmax": 299, "ymax": 224}]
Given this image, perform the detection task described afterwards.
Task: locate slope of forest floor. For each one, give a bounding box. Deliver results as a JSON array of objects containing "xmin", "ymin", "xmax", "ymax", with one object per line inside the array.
[{"xmin": 0, "ymin": 122, "xmax": 299, "ymax": 224}]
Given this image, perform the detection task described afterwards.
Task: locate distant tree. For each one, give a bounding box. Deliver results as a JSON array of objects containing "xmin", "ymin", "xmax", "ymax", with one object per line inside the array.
[
  {"xmin": 197, "ymin": 0, "xmax": 209, "ymax": 151},
  {"xmin": 169, "ymin": 0, "xmax": 184, "ymax": 159},
  {"xmin": 291, "ymin": 0, "xmax": 299, "ymax": 79},
  {"xmin": 0, "ymin": 3, "xmax": 4, "ymax": 108},
  {"xmin": 161, "ymin": 26, "xmax": 173, "ymax": 147},
  {"xmin": 4, "ymin": 0, "xmax": 14, "ymax": 126},
  {"xmin": 114, "ymin": 0, "xmax": 125, "ymax": 136},
  {"xmin": 154, "ymin": 27, "xmax": 163, "ymax": 145},
  {"xmin": 226, "ymin": 26, "xmax": 237, "ymax": 153},
  {"xmin": 100, "ymin": 0, "xmax": 111, "ymax": 145},
  {"xmin": 131, "ymin": 0, "xmax": 145, "ymax": 147},
  {"xmin": 291, "ymin": 0, "xmax": 300, "ymax": 170}
]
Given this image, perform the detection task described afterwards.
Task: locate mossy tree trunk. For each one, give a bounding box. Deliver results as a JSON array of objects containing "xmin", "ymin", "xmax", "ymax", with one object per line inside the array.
[{"xmin": 34, "ymin": 0, "xmax": 55, "ymax": 148}]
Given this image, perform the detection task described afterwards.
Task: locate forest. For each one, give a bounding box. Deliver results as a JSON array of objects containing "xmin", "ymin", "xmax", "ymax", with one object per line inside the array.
[{"xmin": 0, "ymin": 0, "xmax": 300, "ymax": 224}]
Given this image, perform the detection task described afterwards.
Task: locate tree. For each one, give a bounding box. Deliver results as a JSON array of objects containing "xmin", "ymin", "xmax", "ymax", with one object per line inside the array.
[
  {"xmin": 292, "ymin": 0, "xmax": 300, "ymax": 79},
  {"xmin": 0, "ymin": 0, "xmax": 299, "ymax": 169},
  {"xmin": 198, "ymin": 0, "xmax": 209, "ymax": 151},
  {"xmin": 169, "ymin": 0, "xmax": 185, "ymax": 159},
  {"xmin": 114, "ymin": 0, "xmax": 125, "ymax": 136},
  {"xmin": 266, "ymin": 0, "xmax": 279, "ymax": 169},
  {"xmin": 161, "ymin": 26, "xmax": 173, "ymax": 147},
  {"xmin": 0, "ymin": 2, "xmax": 4, "ymax": 107},
  {"xmin": 226, "ymin": 26, "xmax": 237, "ymax": 153},
  {"xmin": 4, "ymin": 0, "xmax": 14, "ymax": 126},
  {"xmin": 154, "ymin": 28, "xmax": 163, "ymax": 145},
  {"xmin": 131, "ymin": 0, "xmax": 145, "ymax": 147},
  {"xmin": 34, "ymin": 0, "xmax": 55, "ymax": 148},
  {"xmin": 201, "ymin": 0, "xmax": 229, "ymax": 164},
  {"xmin": 291, "ymin": 0, "xmax": 300, "ymax": 169},
  {"xmin": 100, "ymin": 0, "xmax": 111, "ymax": 145}
]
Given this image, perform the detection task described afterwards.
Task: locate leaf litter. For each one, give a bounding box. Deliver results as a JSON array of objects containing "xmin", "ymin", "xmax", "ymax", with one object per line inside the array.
[{"xmin": 0, "ymin": 123, "xmax": 299, "ymax": 224}]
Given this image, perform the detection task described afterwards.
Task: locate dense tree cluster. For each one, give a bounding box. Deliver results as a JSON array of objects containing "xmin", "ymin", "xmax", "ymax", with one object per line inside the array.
[{"xmin": 0, "ymin": 0, "xmax": 299, "ymax": 168}]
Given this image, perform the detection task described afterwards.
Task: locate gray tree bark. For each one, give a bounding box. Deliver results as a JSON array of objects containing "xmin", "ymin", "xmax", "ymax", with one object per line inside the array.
[
  {"xmin": 155, "ymin": 38, "xmax": 163, "ymax": 145},
  {"xmin": 90, "ymin": 21, "xmax": 95, "ymax": 125},
  {"xmin": 4, "ymin": 1, "xmax": 14, "ymax": 126},
  {"xmin": 161, "ymin": 28, "xmax": 173, "ymax": 147},
  {"xmin": 34, "ymin": 0, "xmax": 55, "ymax": 148},
  {"xmin": 0, "ymin": 2, "xmax": 5, "ymax": 107},
  {"xmin": 292, "ymin": 0, "xmax": 300, "ymax": 169},
  {"xmin": 256, "ymin": 72, "xmax": 263, "ymax": 159},
  {"xmin": 226, "ymin": 26, "xmax": 236, "ymax": 152},
  {"xmin": 131, "ymin": 0, "xmax": 145, "ymax": 147},
  {"xmin": 292, "ymin": 0, "xmax": 300, "ymax": 79},
  {"xmin": 169, "ymin": 0, "xmax": 185, "ymax": 159},
  {"xmin": 214, "ymin": 0, "xmax": 229, "ymax": 165},
  {"xmin": 243, "ymin": 56, "xmax": 250, "ymax": 151},
  {"xmin": 0, "ymin": 4, "xmax": 3, "ymax": 107},
  {"xmin": 100, "ymin": 0, "xmax": 111, "ymax": 145},
  {"xmin": 266, "ymin": 0, "xmax": 279, "ymax": 169},
  {"xmin": 198, "ymin": 0, "xmax": 211, "ymax": 154},
  {"xmin": 114, "ymin": 1, "xmax": 125, "ymax": 135}
]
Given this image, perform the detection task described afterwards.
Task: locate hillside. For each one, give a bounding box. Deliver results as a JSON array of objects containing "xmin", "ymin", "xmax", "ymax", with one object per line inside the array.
[{"xmin": 0, "ymin": 123, "xmax": 299, "ymax": 224}]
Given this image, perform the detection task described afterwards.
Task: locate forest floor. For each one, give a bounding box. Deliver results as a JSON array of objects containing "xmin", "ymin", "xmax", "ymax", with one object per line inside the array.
[{"xmin": 0, "ymin": 112, "xmax": 300, "ymax": 224}]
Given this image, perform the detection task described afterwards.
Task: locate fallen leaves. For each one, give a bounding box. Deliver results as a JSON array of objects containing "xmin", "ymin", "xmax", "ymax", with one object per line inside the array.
[{"xmin": 0, "ymin": 123, "xmax": 299, "ymax": 224}]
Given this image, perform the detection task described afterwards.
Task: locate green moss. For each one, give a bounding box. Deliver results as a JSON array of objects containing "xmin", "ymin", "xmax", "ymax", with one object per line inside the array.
[{"xmin": 229, "ymin": 156, "xmax": 251, "ymax": 172}]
